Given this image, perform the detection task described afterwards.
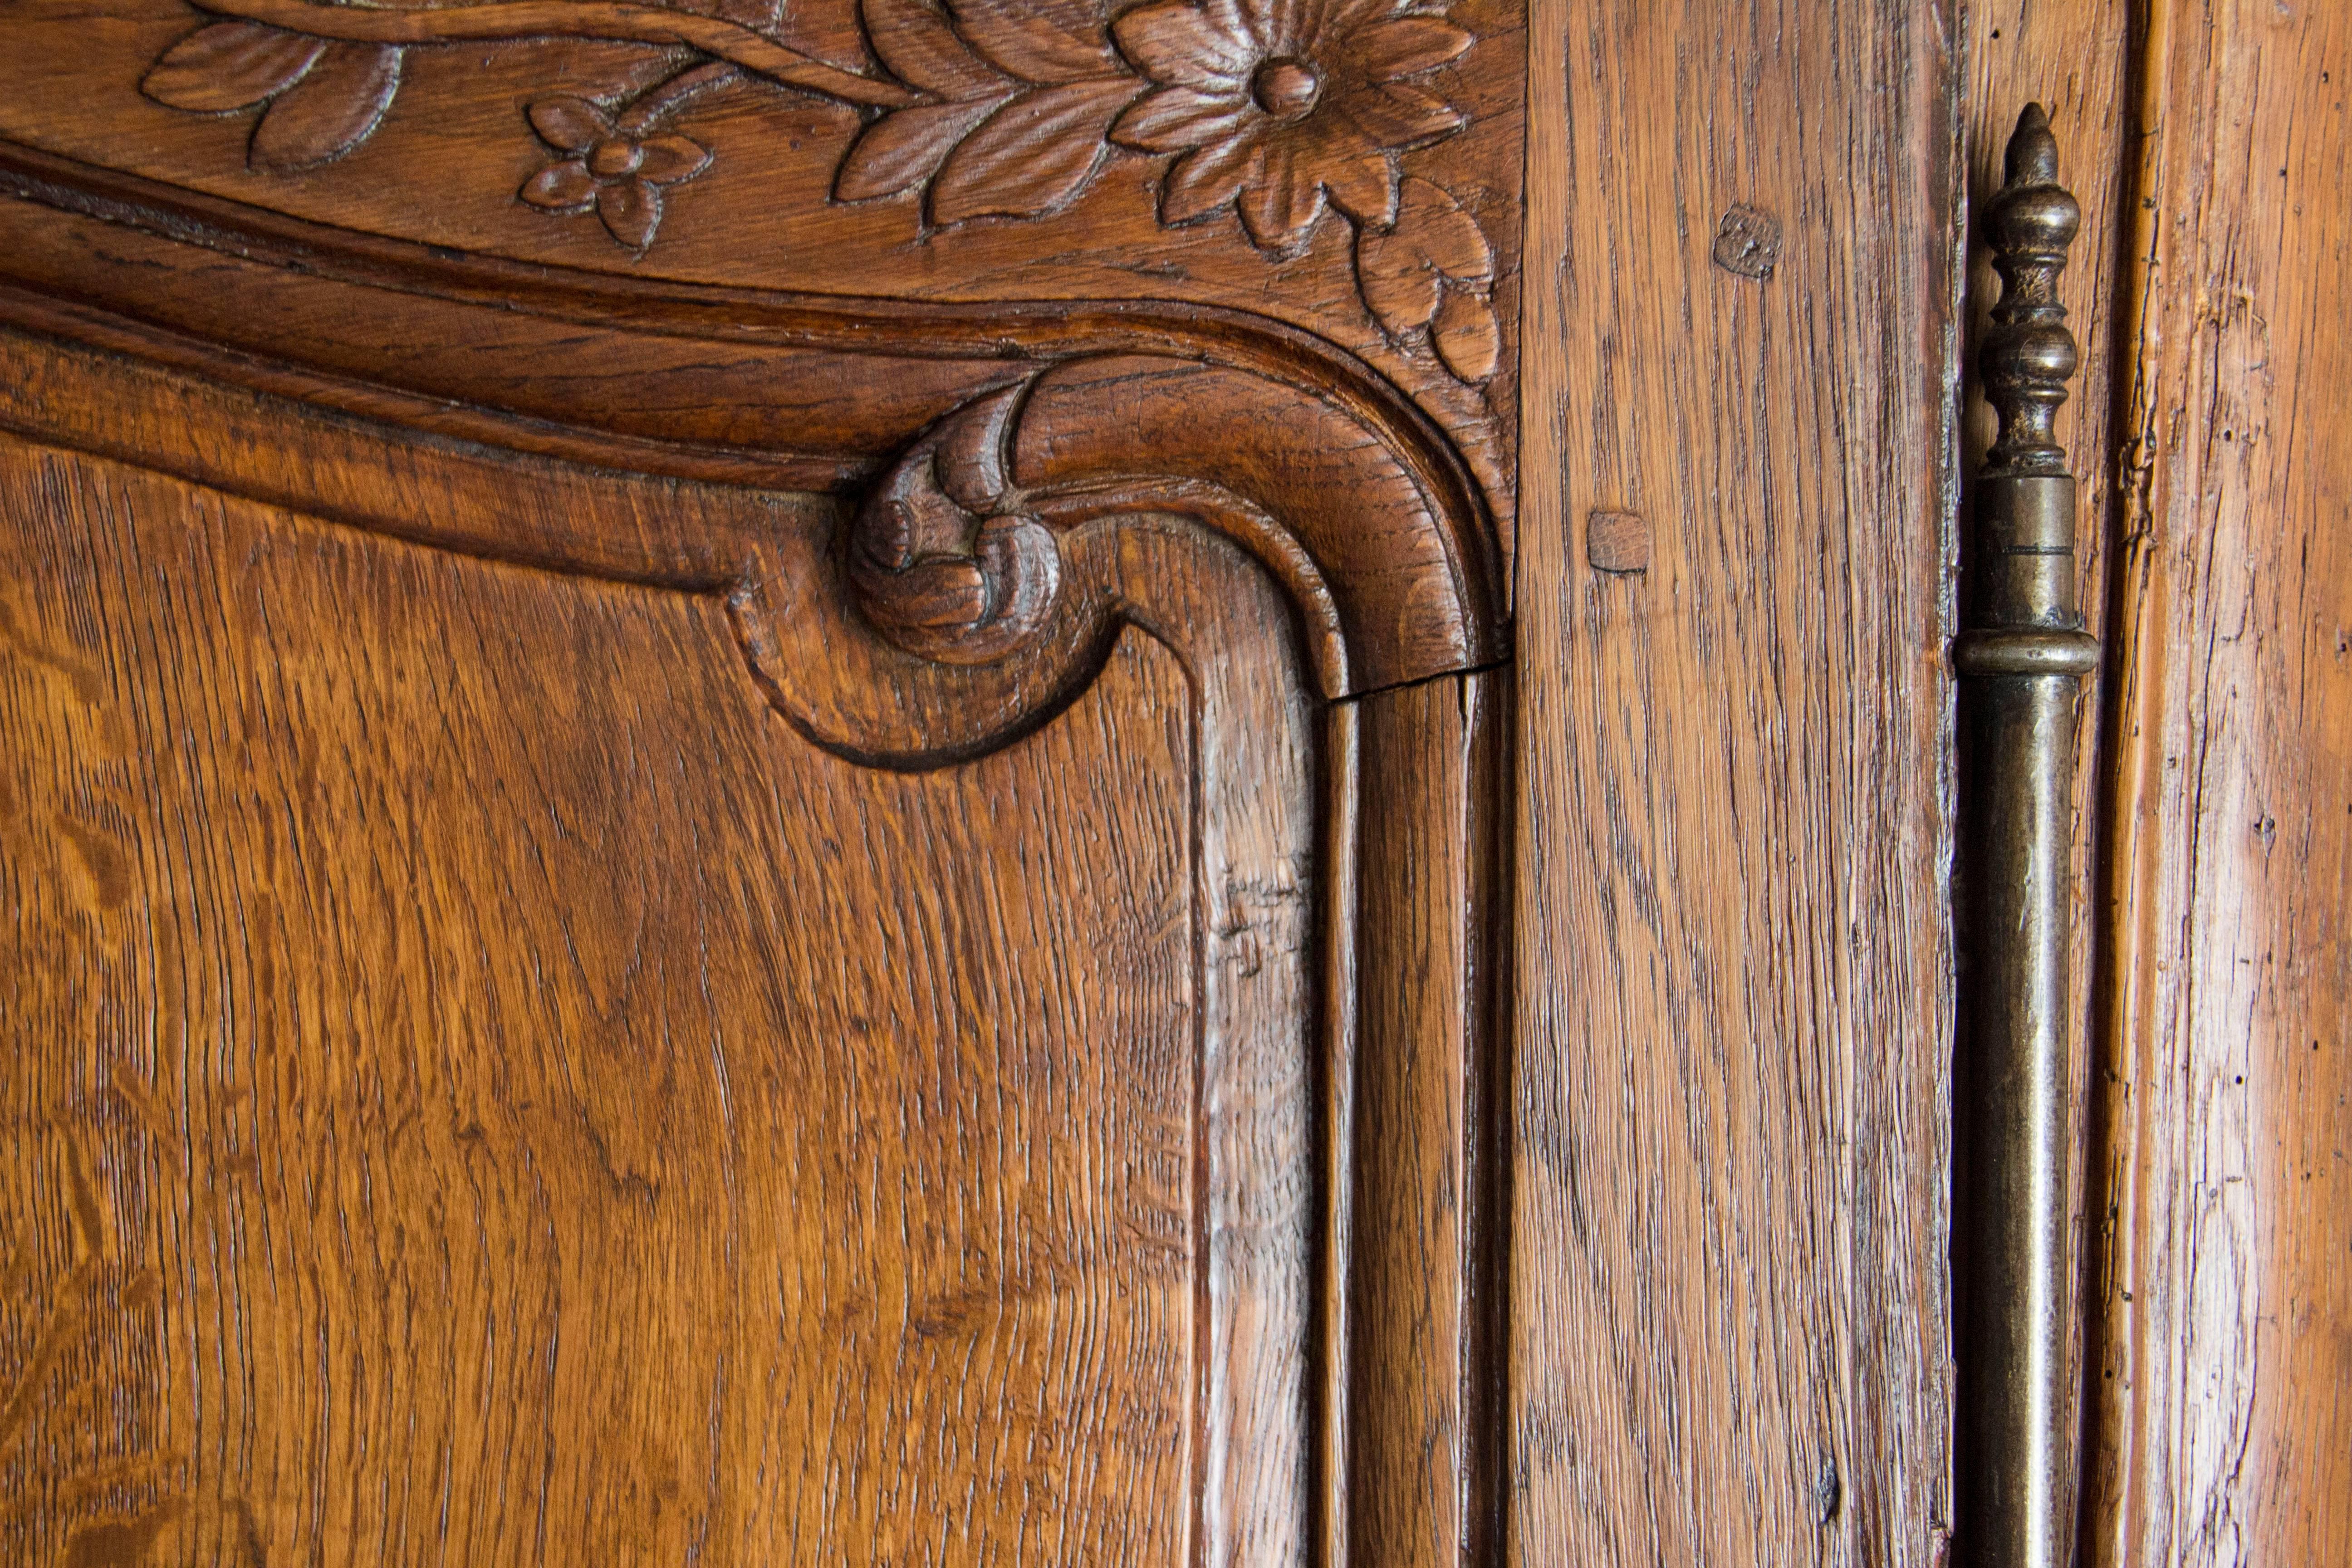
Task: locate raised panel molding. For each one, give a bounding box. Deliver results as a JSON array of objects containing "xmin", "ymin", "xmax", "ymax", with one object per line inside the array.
[
  {"xmin": 0, "ymin": 87, "xmax": 1510, "ymax": 1549},
  {"xmin": 0, "ymin": 141, "xmax": 1506, "ymax": 686},
  {"xmin": 0, "ymin": 0, "xmax": 1518, "ymax": 1533},
  {"xmin": 0, "ymin": 0, "xmax": 1529, "ymax": 1547}
]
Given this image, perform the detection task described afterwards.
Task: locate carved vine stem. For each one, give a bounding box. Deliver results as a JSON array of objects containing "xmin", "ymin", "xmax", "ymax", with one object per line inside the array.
[
  {"xmin": 1950, "ymin": 103, "xmax": 2097, "ymax": 1568},
  {"xmin": 195, "ymin": 0, "xmax": 921, "ymax": 104},
  {"xmin": 137, "ymin": 0, "xmax": 1503, "ymax": 383}
]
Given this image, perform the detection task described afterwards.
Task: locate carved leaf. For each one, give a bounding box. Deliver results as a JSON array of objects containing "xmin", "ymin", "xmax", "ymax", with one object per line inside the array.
[
  {"xmin": 1347, "ymin": 83, "xmax": 1464, "ymax": 151},
  {"xmin": 520, "ymin": 160, "xmax": 598, "ymax": 210},
  {"xmin": 1323, "ymin": 152, "xmax": 1396, "ymax": 228},
  {"xmin": 1160, "ymin": 138, "xmax": 1258, "ymax": 223},
  {"xmin": 863, "ymin": 0, "xmax": 1004, "ymax": 98},
  {"xmin": 1431, "ymin": 286, "xmax": 1498, "ymax": 384},
  {"xmin": 1355, "ymin": 223, "xmax": 1440, "ymax": 333},
  {"xmin": 929, "ymin": 77, "xmax": 1140, "ymax": 223},
  {"xmin": 1110, "ymin": 0, "xmax": 1255, "ymax": 90},
  {"xmin": 945, "ymin": 0, "xmax": 1121, "ymax": 84},
  {"xmin": 249, "ymin": 42, "xmax": 402, "ymax": 171},
  {"xmin": 1239, "ymin": 148, "xmax": 1327, "ymax": 252},
  {"xmin": 836, "ymin": 98, "xmax": 1005, "ymax": 201},
  {"xmin": 1355, "ymin": 176, "xmax": 1492, "ymax": 333},
  {"xmin": 635, "ymin": 135, "xmax": 713, "ymax": 184},
  {"xmin": 142, "ymin": 22, "xmax": 324, "ymax": 113},
  {"xmin": 1109, "ymin": 84, "xmax": 1236, "ymax": 154},
  {"xmin": 1396, "ymin": 178, "xmax": 1493, "ymax": 284}
]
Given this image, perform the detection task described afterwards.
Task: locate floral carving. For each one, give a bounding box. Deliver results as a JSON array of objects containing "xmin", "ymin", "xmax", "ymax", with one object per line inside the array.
[
  {"xmin": 831, "ymin": 0, "xmax": 1144, "ymax": 225},
  {"xmin": 137, "ymin": 0, "xmax": 1503, "ymax": 384},
  {"xmin": 1356, "ymin": 176, "xmax": 1496, "ymax": 380},
  {"xmin": 519, "ymin": 89, "xmax": 716, "ymax": 250},
  {"xmin": 1108, "ymin": 0, "xmax": 1466, "ymax": 250}
]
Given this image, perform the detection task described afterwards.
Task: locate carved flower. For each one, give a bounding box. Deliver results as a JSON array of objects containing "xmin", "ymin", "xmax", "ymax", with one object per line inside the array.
[
  {"xmin": 1108, "ymin": 0, "xmax": 1470, "ymax": 251},
  {"xmin": 519, "ymin": 97, "xmax": 714, "ymax": 251}
]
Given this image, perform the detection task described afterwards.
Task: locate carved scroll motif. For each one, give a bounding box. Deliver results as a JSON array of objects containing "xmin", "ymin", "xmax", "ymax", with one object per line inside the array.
[
  {"xmin": 136, "ymin": 0, "xmax": 1501, "ymax": 383},
  {"xmin": 846, "ymin": 387, "xmax": 1064, "ymax": 666},
  {"xmin": 734, "ymin": 352, "xmax": 1492, "ymax": 761}
]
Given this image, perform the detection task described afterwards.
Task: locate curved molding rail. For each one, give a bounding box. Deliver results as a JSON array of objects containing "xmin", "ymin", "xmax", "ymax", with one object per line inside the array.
[{"xmin": 0, "ymin": 138, "xmax": 1503, "ymax": 695}]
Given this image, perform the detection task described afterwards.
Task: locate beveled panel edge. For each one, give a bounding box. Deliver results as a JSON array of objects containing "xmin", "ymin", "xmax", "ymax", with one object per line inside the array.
[
  {"xmin": 0, "ymin": 136, "xmax": 1506, "ymax": 691},
  {"xmin": 0, "ymin": 318, "xmax": 1511, "ymax": 1567}
]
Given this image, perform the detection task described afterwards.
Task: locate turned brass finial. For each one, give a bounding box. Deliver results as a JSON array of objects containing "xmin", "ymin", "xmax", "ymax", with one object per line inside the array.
[
  {"xmin": 1953, "ymin": 100, "xmax": 2097, "ymax": 1568},
  {"xmin": 1980, "ymin": 104, "xmax": 2082, "ymax": 479}
]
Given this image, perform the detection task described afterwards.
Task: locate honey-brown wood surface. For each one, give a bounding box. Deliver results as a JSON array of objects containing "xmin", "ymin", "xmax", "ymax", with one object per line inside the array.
[
  {"xmin": 1343, "ymin": 673, "xmax": 1506, "ymax": 1566},
  {"xmin": 0, "ymin": 236, "xmax": 1507, "ymax": 1556},
  {"xmin": 0, "ymin": 430, "xmax": 1228, "ymax": 1563},
  {"xmin": 0, "ymin": 0, "xmax": 1520, "ymax": 1542},
  {"xmin": 1511, "ymin": 0, "xmax": 1960, "ymax": 1558},
  {"xmin": 0, "ymin": 163, "xmax": 1506, "ymax": 693},
  {"xmin": 2082, "ymin": 0, "xmax": 2352, "ymax": 1559},
  {"xmin": 0, "ymin": 0, "xmax": 1527, "ymax": 551}
]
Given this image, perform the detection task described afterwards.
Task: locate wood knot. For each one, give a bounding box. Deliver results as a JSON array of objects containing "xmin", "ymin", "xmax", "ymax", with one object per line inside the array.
[{"xmin": 851, "ymin": 388, "xmax": 1062, "ymax": 664}]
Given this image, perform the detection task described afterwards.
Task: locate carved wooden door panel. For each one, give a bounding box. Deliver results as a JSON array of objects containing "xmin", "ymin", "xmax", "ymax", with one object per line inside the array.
[{"xmin": 0, "ymin": 0, "xmax": 1518, "ymax": 1557}]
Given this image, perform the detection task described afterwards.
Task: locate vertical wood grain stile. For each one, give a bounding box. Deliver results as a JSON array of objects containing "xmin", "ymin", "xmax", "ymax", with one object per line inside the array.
[
  {"xmin": 2081, "ymin": 0, "xmax": 2352, "ymax": 1560},
  {"xmin": 1512, "ymin": 0, "xmax": 1961, "ymax": 1558},
  {"xmin": 1344, "ymin": 671, "xmax": 1503, "ymax": 1568},
  {"xmin": 1319, "ymin": 698, "xmax": 1360, "ymax": 1568}
]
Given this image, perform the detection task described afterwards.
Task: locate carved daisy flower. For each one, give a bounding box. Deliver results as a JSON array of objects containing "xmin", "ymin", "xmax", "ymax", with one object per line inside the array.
[
  {"xmin": 520, "ymin": 97, "xmax": 713, "ymax": 251},
  {"xmin": 1108, "ymin": 0, "xmax": 1470, "ymax": 251}
]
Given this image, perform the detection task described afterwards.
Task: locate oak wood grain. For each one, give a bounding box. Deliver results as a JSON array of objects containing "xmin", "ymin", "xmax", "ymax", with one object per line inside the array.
[
  {"xmin": 1512, "ymin": 0, "xmax": 1960, "ymax": 1558},
  {"xmin": 1344, "ymin": 671, "xmax": 1505, "ymax": 1567},
  {"xmin": 2081, "ymin": 1, "xmax": 2352, "ymax": 1560},
  {"xmin": 0, "ymin": 292, "xmax": 1504, "ymax": 1560},
  {"xmin": 0, "ymin": 0, "xmax": 1526, "ymax": 552},
  {"xmin": 0, "ymin": 157, "xmax": 1505, "ymax": 690},
  {"xmin": 0, "ymin": 430, "xmax": 1221, "ymax": 1564}
]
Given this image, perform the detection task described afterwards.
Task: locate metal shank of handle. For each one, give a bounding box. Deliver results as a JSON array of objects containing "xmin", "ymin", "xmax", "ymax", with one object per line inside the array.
[{"xmin": 1952, "ymin": 103, "xmax": 2096, "ymax": 1568}]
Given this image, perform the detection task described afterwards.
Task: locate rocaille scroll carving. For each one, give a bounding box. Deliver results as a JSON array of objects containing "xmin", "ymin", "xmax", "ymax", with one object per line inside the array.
[
  {"xmin": 848, "ymin": 387, "xmax": 1063, "ymax": 664},
  {"xmin": 779, "ymin": 348, "xmax": 1495, "ymax": 754},
  {"xmin": 136, "ymin": 0, "xmax": 1501, "ymax": 383}
]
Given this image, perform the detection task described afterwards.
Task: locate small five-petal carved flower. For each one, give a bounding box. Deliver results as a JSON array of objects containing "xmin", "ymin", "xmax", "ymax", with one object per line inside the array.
[
  {"xmin": 520, "ymin": 97, "xmax": 714, "ymax": 250},
  {"xmin": 1108, "ymin": 0, "xmax": 1470, "ymax": 252}
]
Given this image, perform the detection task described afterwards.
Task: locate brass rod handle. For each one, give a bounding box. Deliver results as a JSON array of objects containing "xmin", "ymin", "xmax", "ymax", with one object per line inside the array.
[{"xmin": 1952, "ymin": 103, "xmax": 2094, "ymax": 1568}]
